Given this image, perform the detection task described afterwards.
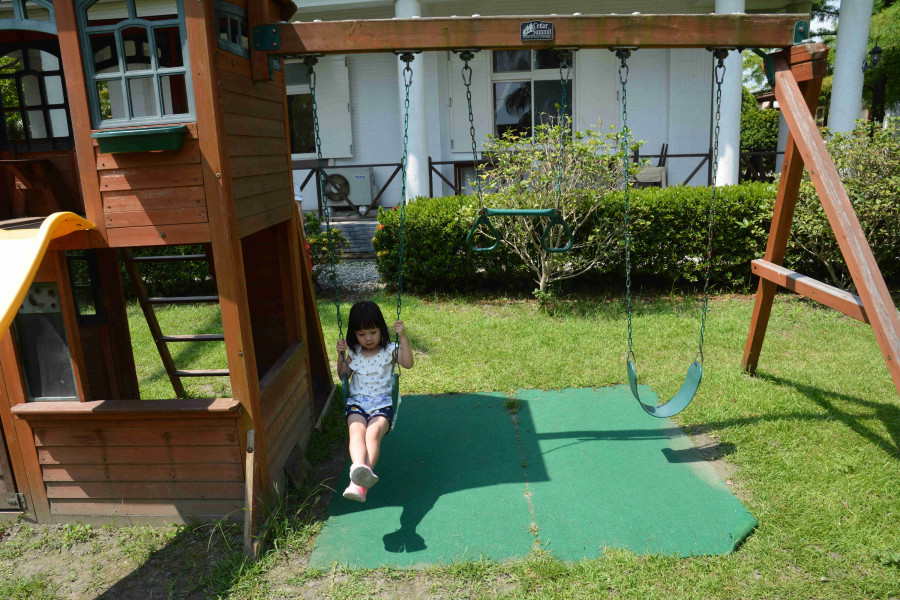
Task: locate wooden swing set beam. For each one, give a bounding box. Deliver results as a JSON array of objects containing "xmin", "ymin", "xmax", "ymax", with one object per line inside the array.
[{"xmin": 255, "ymin": 14, "xmax": 805, "ymax": 55}]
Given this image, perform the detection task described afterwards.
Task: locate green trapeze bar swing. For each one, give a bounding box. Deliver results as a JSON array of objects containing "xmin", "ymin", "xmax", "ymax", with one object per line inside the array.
[
  {"xmin": 307, "ymin": 52, "xmax": 416, "ymax": 425},
  {"xmin": 460, "ymin": 49, "xmax": 575, "ymax": 254},
  {"xmin": 466, "ymin": 207, "xmax": 572, "ymax": 253},
  {"xmin": 617, "ymin": 47, "xmax": 729, "ymax": 418}
]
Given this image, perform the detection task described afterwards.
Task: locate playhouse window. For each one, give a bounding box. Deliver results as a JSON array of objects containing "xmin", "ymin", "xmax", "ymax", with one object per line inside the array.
[
  {"xmin": 0, "ymin": 0, "xmax": 56, "ymax": 33},
  {"xmin": 214, "ymin": 1, "xmax": 249, "ymax": 58},
  {"xmin": 491, "ymin": 49, "xmax": 573, "ymax": 138},
  {"xmin": 65, "ymin": 250, "xmax": 106, "ymax": 327},
  {"xmin": 0, "ymin": 44, "xmax": 73, "ymax": 153},
  {"xmin": 79, "ymin": 0, "xmax": 193, "ymax": 127}
]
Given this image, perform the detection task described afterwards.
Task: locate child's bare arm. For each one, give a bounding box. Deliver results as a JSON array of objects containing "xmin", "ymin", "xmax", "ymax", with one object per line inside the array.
[
  {"xmin": 336, "ymin": 339, "xmax": 351, "ymax": 377},
  {"xmin": 393, "ymin": 320, "xmax": 414, "ymax": 369}
]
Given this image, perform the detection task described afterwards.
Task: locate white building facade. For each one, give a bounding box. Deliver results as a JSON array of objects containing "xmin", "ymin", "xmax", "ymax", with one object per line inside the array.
[{"xmin": 288, "ymin": 0, "xmax": 813, "ymax": 215}]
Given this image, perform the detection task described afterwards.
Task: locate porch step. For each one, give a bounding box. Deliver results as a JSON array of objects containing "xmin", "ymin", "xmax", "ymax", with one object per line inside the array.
[{"xmin": 325, "ymin": 221, "xmax": 378, "ymax": 255}]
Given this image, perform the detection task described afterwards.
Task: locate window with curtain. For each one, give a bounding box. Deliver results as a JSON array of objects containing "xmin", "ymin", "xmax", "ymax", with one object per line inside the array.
[{"xmin": 491, "ymin": 49, "xmax": 573, "ymax": 138}]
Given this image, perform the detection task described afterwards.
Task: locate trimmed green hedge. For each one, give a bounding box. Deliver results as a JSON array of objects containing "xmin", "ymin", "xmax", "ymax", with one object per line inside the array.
[
  {"xmin": 375, "ymin": 183, "xmax": 778, "ymax": 294},
  {"xmin": 375, "ymin": 179, "xmax": 900, "ymax": 294},
  {"xmin": 372, "ymin": 196, "xmax": 529, "ymax": 293}
]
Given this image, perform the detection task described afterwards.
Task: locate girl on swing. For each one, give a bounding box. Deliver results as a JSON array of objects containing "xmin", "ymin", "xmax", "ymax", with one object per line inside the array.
[{"xmin": 336, "ymin": 300, "xmax": 414, "ymax": 502}]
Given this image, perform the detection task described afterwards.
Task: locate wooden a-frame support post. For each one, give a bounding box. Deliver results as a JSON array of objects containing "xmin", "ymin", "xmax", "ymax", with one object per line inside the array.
[{"xmin": 743, "ymin": 45, "xmax": 900, "ymax": 396}]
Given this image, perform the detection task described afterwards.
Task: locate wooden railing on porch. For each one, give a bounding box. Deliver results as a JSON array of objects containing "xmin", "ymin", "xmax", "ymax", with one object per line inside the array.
[{"xmin": 295, "ymin": 147, "xmax": 795, "ymax": 220}]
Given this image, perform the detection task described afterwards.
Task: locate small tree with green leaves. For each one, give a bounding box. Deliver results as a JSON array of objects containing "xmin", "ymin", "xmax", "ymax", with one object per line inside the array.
[
  {"xmin": 475, "ymin": 118, "xmax": 637, "ymax": 294},
  {"xmin": 789, "ymin": 117, "xmax": 900, "ymax": 289}
]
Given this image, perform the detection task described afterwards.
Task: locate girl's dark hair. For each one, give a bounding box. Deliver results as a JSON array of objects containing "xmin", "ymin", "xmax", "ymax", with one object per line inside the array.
[{"xmin": 346, "ymin": 300, "xmax": 390, "ymax": 352}]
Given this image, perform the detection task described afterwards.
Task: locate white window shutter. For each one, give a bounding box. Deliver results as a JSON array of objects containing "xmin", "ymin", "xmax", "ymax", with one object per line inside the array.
[
  {"xmin": 449, "ymin": 51, "xmax": 491, "ymax": 153},
  {"xmin": 316, "ymin": 55, "xmax": 352, "ymax": 158}
]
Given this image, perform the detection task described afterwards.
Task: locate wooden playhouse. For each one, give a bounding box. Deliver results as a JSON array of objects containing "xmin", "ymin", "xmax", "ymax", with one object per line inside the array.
[{"xmin": 0, "ymin": 0, "xmax": 334, "ymax": 536}]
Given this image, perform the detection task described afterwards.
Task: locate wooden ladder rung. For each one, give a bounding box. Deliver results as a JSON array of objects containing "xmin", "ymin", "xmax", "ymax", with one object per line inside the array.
[
  {"xmin": 173, "ymin": 369, "xmax": 230, "ymax": 377},
  {"xmin": 127, "ymin": 254, "xmax": 209, "ymax": 263},
  {"xmin": 146, "ymin": 295, "xmax": 219, "ymax": 304},
  {"xmin": 159, "ymin": 334, "xmax": 225, "ymax": 342}
]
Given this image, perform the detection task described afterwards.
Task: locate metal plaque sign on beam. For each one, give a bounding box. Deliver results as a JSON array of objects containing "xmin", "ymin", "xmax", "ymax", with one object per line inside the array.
[{"xmin": 521, "ymin": 20, "xmax": 554, "ymax": 42}]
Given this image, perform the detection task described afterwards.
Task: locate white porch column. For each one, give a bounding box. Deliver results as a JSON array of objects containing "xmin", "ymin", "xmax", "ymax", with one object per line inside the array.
[
  {"xmin": 828, "ymin": 0, "xmax": 875, "ymax": 133},
  {"xmin": 714, "ymin": 0, "xmax": 744, "ymax": 185},
  {"xmin": 775, "ymin": 111, "xmax": 789, "ymax": 172},
  {"xmin": 395, "ymin": 0, "xmax": 429, "ymax": 201}
]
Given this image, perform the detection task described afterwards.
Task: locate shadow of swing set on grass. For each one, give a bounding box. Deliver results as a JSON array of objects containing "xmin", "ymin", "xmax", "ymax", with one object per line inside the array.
[{"xmin": 309, "ymin": 386, "xmax": 758, "ymax": 569}]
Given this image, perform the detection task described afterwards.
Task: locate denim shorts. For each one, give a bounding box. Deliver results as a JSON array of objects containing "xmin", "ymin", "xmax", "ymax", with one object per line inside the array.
[{"xmin": 345, "ymin": 403, "xmax": 394, "ymax": 431}]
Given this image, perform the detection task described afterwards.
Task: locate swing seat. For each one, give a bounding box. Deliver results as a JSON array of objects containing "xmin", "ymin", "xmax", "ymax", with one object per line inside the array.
[
  {"xmin": 626, "ymin": 360, "xmax": 702, "ymax": 418},
  {"xmin": 466, "ymin": 208, "xmax": 573, "ymax": 253}
]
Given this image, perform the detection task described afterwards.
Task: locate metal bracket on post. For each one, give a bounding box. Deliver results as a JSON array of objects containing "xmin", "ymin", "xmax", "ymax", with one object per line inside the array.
[
  {"xmin": 751, "ymin": 48, "xmax": 775, "ymax": 88},
  {"xmin": 793, "ymin": 20, "xmax": 811, "ymax": 45},
  {"xmin": 252, "ymin": 24, "xmax": 281, "ymax": 51}
]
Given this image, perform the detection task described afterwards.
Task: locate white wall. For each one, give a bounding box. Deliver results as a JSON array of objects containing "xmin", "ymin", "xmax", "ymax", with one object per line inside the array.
[{"xmin": 299, "ymin": 46, "xmax": 723, "ymax": 210}]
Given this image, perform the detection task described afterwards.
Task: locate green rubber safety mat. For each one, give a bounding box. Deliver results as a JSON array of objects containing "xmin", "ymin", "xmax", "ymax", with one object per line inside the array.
[{"xmin": 308, "ymin": 387, "xmax": 757, "ymax": 569}]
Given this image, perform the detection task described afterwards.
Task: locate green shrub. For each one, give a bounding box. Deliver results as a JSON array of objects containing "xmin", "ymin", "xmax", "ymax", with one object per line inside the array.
[
  {"xmin": 478, "ymin": 119, "xmax": 632, "ymax": 293},
  {"xmin": 303, "ymin": 212, "xmax": 350, "ymax": 287},
  {"xmin": 375, "ymin": 183, "xmax": 777, "ymax": 294},
  {"xmin": 619, "ymin": 183, "xmax": 774, "ymax": 289},
  {"xmin": 373, "ymin": 195, "xmax": 527, "ymax": 293},
  {"xmin": 741, "ymin": 87, "xmax": 780, "ymax": 177}
]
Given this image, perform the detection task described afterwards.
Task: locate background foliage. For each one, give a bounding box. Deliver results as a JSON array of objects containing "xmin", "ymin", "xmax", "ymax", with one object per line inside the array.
[
  {"xmin": 376, "ymin": 183, "xmax": 778, "ymax": 295},
  {"xmin": 740, "ymin": 88, "xmax": 780, "ymax": 177},
  {"xmin": 476, "ymin": 119, "xmax": 632, "ymax": 293},
  {"xmin": 790, "ymin": 117, "xmax": 900, "ymax": 289},
  {"xmin": 302, "ymin": 211, "xmax": 349, "ymax": 288}
]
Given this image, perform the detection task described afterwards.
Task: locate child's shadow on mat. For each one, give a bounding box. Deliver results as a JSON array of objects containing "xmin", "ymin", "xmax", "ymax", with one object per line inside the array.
[
  {"xmin": 383, "ymin": 525, "xmax": 427, "ymax": 552},
  {"xmin": 374, "ymin": 395, "xmax": 557, "ymax": 554}
]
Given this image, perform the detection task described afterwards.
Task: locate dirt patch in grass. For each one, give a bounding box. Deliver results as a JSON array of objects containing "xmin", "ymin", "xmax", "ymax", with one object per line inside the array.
[{"xmin": 682, "ymin": 424, "xmax": 750, "ymax": 503}]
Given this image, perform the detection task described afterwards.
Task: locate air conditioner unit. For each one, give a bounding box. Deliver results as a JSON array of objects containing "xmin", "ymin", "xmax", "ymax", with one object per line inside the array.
[{"xmin": 324, "ymin": 167, "xmax": 375, "ymax": 208}]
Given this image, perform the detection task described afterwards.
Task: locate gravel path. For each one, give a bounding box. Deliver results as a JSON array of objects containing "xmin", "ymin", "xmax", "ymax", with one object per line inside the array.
[{"xmin": 317, "ymin": 258, "xmax": 386, "ymax": 296}]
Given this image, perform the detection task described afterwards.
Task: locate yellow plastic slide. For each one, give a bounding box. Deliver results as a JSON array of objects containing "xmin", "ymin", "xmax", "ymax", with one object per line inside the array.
[{"xmin": 0, "ymin": 212, "xmax": 95, "ymax": 338}]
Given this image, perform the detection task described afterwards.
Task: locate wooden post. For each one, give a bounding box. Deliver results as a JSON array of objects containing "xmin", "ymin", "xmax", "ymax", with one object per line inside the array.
[
  {"xmin": 743, "ymin": 68, "xmax": 822, "ymax": 373},
  {"xmin": 243, "ymin": 429, "xmax": 257, "ymax": 558},
  {"xmin": 248, "ymin": 0, "xmax": 271, "ymax": 82},
  {"xmin": 54, "ymin": 0, "xmax": 106, "ymax": 240},
  {"xmin": 186, "ymin": 0, "xmax": 271, "ymax": 491}
]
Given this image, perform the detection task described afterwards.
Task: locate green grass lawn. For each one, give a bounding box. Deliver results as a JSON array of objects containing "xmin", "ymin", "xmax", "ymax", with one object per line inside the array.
[{"xmin": 2, "ymin": 292, "xmax": 898, "ymax": 599}]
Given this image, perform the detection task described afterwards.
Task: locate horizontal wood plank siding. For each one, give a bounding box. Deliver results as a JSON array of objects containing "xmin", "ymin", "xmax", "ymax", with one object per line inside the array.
[
  {"xmin": 105, "ymin": 223, "xmax": 211, "ymax": 247},
  {"xmin": 24, "ymin": 411, "xmax": 243, "ymax": 522},
  {"xmin": 218, "ymin": 65, "xmax": 293, "ymax": 237},
  {"xmin": 95, "ymin": 125, "xmax": 209, "ymax": 237}
]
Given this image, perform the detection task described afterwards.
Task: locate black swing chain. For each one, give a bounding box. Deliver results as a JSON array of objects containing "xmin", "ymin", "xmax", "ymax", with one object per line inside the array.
[
  {"xmin": 458, "ymin": 50, "xmax": 483, "ymax": 212},
  {"xmin": 698, "ymin": 49, "xmax": 728, "ymax": 363},
  {"xmin": 617, "ymin": 48, "xmax": 635, "ymax": 363},
  {"xmin": 305, "ymin": 55, "xmax": 344, "ymax": 342},
  {"xmin": 555, "ymin": 50, "xmax": 573, "ymax": 215},
  {"xmin": 395, "ymin": 51, "xmax": 415, "ymax": 347}
]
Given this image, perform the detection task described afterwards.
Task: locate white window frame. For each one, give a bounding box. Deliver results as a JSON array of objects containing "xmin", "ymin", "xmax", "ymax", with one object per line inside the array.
[
  {"xmin": 284, "ymin": 58, "xmax": 313, "ymax": 160},
  {"xmin": 285, "ymin": 55, "xmax": 351, "ymax": 161},
  {"xmin": 490, "ymin": 50, "xmax": 574, "ymax": 138},
  {"xmin": 77, "ymin": 0, "xmax": 194, "ymax": 128}
]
